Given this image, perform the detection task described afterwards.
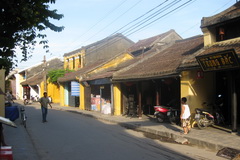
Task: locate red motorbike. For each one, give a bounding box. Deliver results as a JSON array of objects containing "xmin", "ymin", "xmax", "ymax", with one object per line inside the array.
[{"xmin": 154, "ymin": 105, "xmax": 180, "ymax": 124}]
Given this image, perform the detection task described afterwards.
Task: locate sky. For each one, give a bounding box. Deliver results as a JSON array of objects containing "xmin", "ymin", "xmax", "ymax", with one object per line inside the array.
[{"xmin": 16, "ymin": 0, "xmax": 237, "ymax": 69}]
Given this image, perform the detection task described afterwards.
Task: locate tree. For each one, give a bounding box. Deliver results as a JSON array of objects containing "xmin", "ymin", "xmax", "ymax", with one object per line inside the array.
[
  {"xmin": 48, "ymin": 69, "xmax": 74, "ymax": 83},
  {"xmin": 0, "ymin": 0, "xmax": 64, "ymax": 74}
]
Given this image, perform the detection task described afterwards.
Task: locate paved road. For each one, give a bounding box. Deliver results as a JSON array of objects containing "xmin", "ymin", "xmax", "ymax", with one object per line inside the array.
[
  {"xmin": 4, "ymin": 102, "xmax": 227, "ymax": 160},
  {"xmin": 7, "ymin": 104, "xmax": 223, "ymax": 160}
]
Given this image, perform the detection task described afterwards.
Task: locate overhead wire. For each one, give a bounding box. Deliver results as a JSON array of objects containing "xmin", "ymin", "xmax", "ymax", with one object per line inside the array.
[
  {"xmin": 180, "ymin": 0, "xmax": 233, "ymax": 37},
  {"xmin": 125, "ymin": 0, "xmax": 195, "ymax": 37},
  {"xmin": 110, "ymin": 0, "xmax": 170, "ymax": 36},
  {"xmin": 49, "ymin": 0, "xmax": 128, "ymax": 56},
  {"xmin": 122, "ymin": 0, "xmax": 183, "ymax": 36},
  {"xmin": 81, "ymin": 0, "xmax": 197, "ymax": 59},
  {"xmin": 77, "ymin": 0, "xmax": 144, "ymax": 48}
]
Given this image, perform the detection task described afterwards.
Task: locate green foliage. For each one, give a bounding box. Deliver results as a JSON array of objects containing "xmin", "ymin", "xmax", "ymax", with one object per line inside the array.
[
  {"xmin": 0, "ymin": 0, "xmax": 64, "ymax": 74},
  {"xmin": 47, "ymin": 69, "xmax": 73, "ymax": 83}
]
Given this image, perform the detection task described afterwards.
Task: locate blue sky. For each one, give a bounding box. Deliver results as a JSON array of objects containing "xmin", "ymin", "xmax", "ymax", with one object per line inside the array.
[{"xmin": 16, "ymin": 0, "xmax": 236, "ymax": 69}]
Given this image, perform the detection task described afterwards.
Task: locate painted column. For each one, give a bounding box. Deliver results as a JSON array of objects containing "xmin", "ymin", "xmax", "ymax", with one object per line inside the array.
[
  {"xmin": 60, "ymin": 84, "xmax": 65, "ymax": 106},
  {"xmin": 80, "ymin": 83, "xmax": 85, "ymax": 110},
  {"xmin": 113, "ymin": 83, "xmax": 121, "ymax": 115}
]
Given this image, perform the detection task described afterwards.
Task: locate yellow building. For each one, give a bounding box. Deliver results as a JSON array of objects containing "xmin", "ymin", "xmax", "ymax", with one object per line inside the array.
[
  {"xmin": 20, "ymin": 57, "xmax": 63, "ymax": 103},
  {"xmin": 58, "ymin": 33, "xmax": 134, "ymax": 109}
]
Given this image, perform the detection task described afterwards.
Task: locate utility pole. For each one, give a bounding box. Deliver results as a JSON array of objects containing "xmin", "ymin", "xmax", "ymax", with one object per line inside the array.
[{"xmin": 43, "ymin": 56, "xmax": 47, "ymax": 92}]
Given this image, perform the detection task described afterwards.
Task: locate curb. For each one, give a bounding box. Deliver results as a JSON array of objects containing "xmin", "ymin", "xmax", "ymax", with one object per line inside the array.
[{"xmin": 55, "ymin": 106, "xmax": 230, "ymax": 152}]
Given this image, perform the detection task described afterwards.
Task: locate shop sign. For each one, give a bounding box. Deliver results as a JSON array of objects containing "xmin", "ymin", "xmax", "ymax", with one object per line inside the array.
[
  {"xmin": 71, "ymin": 81, "xmax": 80, "ymax": 96},
  {"xmin": 196, "ymin": 49, "xmax": 240, "ymax": 71}
]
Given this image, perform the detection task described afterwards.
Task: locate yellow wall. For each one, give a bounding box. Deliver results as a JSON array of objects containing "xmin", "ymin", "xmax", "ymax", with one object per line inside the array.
[
  {"xmin": 181, "ymin": 70, "xmax": 215, "ymax": 117},
  {"xmin": 59, "ymin": 84, "xmax": 65, "ymax": 106},
  {"xmin": 38, "ymin": 78, "xmax": 61, "ymax": 103},
  {"xmin": 0, "ymin": 69, "xmax": 5, "ymax": 116},
  {"xmin": 80, "ymin": 84, "xmax": 85, "ymax": 110},
  {"xmin": 89, "ymin": 53, "xmax": 133, "ymax": 74},
  {"xmin": 40, "ymin": 81, "xmax": 44, "ymax": 98},
  {"xmin": 113, "ymin": 83, "xmax": 121, "ymax": 115},
  {"xmin": 64, "ymin": 50, "xmax": 85, "ymax": 70},
  {"xmin": 47, "ymin": 82, "xmax": 60, "ymax": 103},
  {"xmin": 202, "ymin": 27, "xmax": 216, "ymax": 46}
]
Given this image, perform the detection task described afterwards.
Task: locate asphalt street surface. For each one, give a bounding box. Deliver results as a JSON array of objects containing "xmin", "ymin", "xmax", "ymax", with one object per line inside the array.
[{"xmin": 5, "ymin": 103, "xmax": 226, "ymax": 160}]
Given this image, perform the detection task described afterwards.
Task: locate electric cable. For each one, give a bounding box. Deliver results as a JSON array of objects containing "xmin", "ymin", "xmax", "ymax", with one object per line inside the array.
[
  {"xmin": 121, "ymin": 0, "xmax": 183, "ymax": 36},
  {"xmin": 74, "ymin": 0, "xmax": 196, "ymax": 59},
  {"xmin": 110, "ymin": 0, "xmax": 170, "ymax": 36},
  {"xmin": 125, "ymin": 0, "xmax": 194, "ymax": 37},
  {"xmin": 77, "ymin": 0, "xmax": 143, "ymax": 48}
]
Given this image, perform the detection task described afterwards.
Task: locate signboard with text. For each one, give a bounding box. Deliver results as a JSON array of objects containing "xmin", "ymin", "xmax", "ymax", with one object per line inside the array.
[{"xmin": 196, "ymin": 49, "xmax": 240, "ymax": 71}]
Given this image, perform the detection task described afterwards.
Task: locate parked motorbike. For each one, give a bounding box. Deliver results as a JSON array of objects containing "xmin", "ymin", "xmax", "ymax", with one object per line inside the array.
[
  {"xmin": 154, "ymin": 105, "xmax": 180, "ymax": 124},
  {"xmin": 192, "ymin": 101, "xmax": 225, "ymax": 129},
  {"xmin": 31, "ymin": 95, "xmax": 39, "ymax": 102},
  {"xmin": 192, "ymin": 108, "xmax": 214, "ymax": 129},
  {"xmin": 24, "ymin": 99, "xmax": 32, "ymax": 105}
]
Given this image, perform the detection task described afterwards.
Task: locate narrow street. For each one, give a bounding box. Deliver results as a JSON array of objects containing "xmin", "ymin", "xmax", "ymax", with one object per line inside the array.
[{"xmin": 11, "ymin": 103, "xmax": 225, "ymax": 160}]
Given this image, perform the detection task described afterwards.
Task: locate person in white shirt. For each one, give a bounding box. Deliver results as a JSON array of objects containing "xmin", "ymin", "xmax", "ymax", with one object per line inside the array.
[{"xmin": 180, "ymin": 97, "xmax": 191, "ymax": 134}]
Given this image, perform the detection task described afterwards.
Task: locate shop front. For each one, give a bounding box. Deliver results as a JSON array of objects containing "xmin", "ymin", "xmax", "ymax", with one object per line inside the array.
[
  {"xmin": 196, "ymin": 49, "xmax": 240, "ymax": 132},
  {"xmin": 88, "ymin": 78, "xmax": 112, "ymax": 115},
  {"xmin": 120, "ymin": 77, "xmax": 181, "ymax": 117}
]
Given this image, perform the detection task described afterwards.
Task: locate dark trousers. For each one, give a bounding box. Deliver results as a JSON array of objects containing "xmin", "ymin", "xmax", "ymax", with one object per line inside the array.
[{"xmin": 41, "ymin": 106, "xmax": 48, "ymax": 122}]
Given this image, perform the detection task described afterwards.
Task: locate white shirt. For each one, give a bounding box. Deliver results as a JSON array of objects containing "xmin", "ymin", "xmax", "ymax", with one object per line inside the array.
[{"xmin": 181, "ymin": 104, "xmax": 191, "ymax": 119}]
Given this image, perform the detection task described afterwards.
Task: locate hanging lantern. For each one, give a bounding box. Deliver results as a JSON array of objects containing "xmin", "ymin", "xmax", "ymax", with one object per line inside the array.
[{"xmin": 197, "ymin": 70, "xmax": 204, "ymax": 79}]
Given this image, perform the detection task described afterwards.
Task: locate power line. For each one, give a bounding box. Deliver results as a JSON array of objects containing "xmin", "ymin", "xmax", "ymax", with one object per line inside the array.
[
  {"xmin": 67, "ymin": 0, "xmax": 197, "ymax": 59},
  {"xmin": 122, "ymin": 0, "xmax": 183, "ymax": 36},
  {"xmin": 70, "ymin": 0, "xmax": 128, "ymax": 43},
  {"xmin": 125, "ymin": 0, "xmax": 194, "ymax": 37},
  {"xmin": 180, "ymin": 0, "xmax": 232, "ymax": 37},
  {"xmin": 49, "ymin": 0, "xmax": 128, "ymax": 56},
  {"xmin": 110, "ymin": 0, "xmax": 170, "ymax": 36},
  {"xmin": 76, "ymin": 0, "xmax": 143, "ymax": 49}
]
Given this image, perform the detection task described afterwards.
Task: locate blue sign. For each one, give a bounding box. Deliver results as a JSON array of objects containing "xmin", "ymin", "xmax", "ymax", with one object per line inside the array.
[{"xmin": 71, "ymin": 81, "xmax": 80, "ymax": 96}]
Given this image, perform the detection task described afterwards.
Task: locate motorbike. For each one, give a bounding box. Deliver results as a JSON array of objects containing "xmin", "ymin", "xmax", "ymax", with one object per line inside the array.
[
  {"xmin": 24, "ymin": 99, "xmax": 32, "ymax": 105},
  {"xmin": 154, "ymin": 105, "xmax": 180, "ymax": 124},
  {"xmin": 192, "ymin": 101, "xmax": 225, "ymax": 129},
  {"xmin": 192, "ymin": 108, "xmax": 215, "ymax": 129}
]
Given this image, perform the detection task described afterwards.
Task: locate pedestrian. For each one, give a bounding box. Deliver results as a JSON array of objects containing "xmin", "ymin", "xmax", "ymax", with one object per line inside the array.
[
  {"xmin": 180, "ymin": 97, "xmax": 191, "ymax": 135},
  {"xmin": 39, "ymin": 92, "xmax": 52, "ymax": 123},
  {"xmin": 6, "ymin": 91, "xmax": 14, "ymax": 103}
]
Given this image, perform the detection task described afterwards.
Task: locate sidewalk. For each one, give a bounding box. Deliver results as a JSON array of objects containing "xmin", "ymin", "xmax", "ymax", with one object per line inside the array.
[
  {"xmin": 51, "ymin": 103, "xmax": 240, "ymax": 151},
  {"xmin": 4, "ymin": 101, "xmax": 240, "ymax": 159}
]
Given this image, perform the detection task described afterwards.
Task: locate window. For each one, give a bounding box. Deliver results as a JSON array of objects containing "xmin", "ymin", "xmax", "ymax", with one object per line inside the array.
[
  {"xmin": 73, "ymin": 57, "xmax": 75, "ymax": 69},
  {"xmin": 78, "ymin": 55, "xmax": 81, "ymax": 68},
  {"xmin": 216, "ymin": 19, "xmax": 240, "ymax": 42}
]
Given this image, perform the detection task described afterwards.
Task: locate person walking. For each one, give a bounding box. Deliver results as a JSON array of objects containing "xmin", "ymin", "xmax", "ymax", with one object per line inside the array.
[
  {"xmin": 39, "ymin": 92, "xmax": 52, "ymax": 123},
  {"xmin": 180, "ymin": 97, "xmax": 191, "ymax": 135}
]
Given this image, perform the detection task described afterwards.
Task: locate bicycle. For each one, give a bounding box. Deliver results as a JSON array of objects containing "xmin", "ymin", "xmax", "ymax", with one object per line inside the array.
[{"xmin": 20, "ymin": 105, "xmax": 27, "ymax": 128}]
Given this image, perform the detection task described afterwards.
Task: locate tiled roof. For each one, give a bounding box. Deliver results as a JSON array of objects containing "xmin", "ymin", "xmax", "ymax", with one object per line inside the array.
[
  {"xmin": 21, "ymin": 72, "xmax": 44, "ymax": 86},
  {"xmin": 80, "ymin": 57, "xmax": 140, "ymax": 82},
  {"xmin": 201, "ymin": 2, "xmax": 240, "ymax": 28},
  {"xmin": 20, "ymin": 58, "xmax": 63, "ymax": 86},
  {"xmin": 57, "ymin": 61, "xmax": 105, "ymax": 82},
  {"xmin": 179, "ymin": 37, "xmax": 240, "ymax": 69},
  {"xmin": 200, "ymin": 37, "xmax": 240, "ymax": 56},
  {"xmin": 113, "ymin": 35, "xmax": 204, "ymax": 81},
  {"xmin": 128, "ymin": 29, "xmax": 180, "ymax": 52},
  {"xmin": 63, "ymin": 33, "xmax": 134, "ymax": 57}
]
